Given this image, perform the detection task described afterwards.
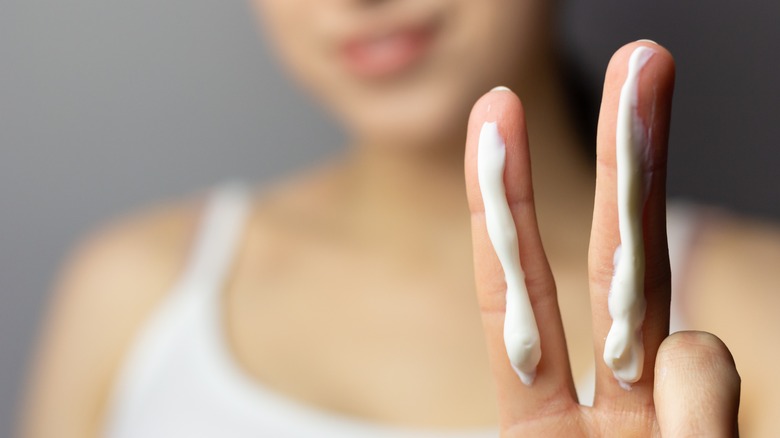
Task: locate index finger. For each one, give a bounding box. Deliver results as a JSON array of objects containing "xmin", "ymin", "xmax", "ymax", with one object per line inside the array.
[{"xmin": 465, "ymin": 88, "xmax": 577, "ymax": 428}]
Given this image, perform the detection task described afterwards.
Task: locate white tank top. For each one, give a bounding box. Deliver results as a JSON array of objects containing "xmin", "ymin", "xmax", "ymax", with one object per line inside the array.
[
  {"xmin": 101, "ymin": 183, "xmax": 497, "ymax": 438},
  {"xmin": 101, "ymin": 183, "xmax": 699, "ymax": 436}
]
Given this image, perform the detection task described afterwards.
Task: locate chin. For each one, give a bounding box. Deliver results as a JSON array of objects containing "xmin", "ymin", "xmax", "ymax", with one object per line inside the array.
[
  {"xmin": 335, "ymin": 76, "xmax": 480, "ymax": 149},
  {"xmin": 350, "ymin": 101, "xmax": 469, "ymax": 149}
]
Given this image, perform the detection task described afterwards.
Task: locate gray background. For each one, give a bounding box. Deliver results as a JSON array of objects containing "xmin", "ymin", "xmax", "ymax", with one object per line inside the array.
[{"xmin": 2, "ymin": 0, "xmax": 778, "ymax": 434}]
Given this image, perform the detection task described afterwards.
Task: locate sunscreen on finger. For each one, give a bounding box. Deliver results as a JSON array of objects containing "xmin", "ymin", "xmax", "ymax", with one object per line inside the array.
[
  {"xmin": 603, "ymin": 46, "xmax": 655, "ymax": 388},
  {"xmin": 477, "ymin": 120, "xmax": 541, "ymax": 385}
]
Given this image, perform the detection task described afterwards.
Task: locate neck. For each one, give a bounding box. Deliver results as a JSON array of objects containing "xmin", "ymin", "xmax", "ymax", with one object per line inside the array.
[
  {"xmin": 518, "ymin": 59, "xmax": 596, "ymax": 260},
  {"xmin": 343, "ymin": 129, "xmax": 469, "ymax": 232},
  {"xmin": 523, "ymin": 64, "xmax": 596, "ymax": 235}
]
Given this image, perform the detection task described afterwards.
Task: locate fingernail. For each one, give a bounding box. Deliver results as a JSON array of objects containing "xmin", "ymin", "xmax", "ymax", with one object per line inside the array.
[
  {"xmin": 491, "ymin": 86, "xmax": 511, "ymax": 93},
  {"xmin": 637, "ymin": 39, "xmax": 658, "ymax": 45}
]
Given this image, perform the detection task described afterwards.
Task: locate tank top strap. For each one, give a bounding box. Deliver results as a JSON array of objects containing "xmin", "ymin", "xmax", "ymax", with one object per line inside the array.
[{"xmin": 177, "ymin": 181, "xmax": 252, "ymax": 298}]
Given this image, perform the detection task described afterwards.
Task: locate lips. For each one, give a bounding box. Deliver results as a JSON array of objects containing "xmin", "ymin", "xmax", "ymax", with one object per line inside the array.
[{"xmin": 340, "ymin": 21, "xmax": 438, "ymax": 80}]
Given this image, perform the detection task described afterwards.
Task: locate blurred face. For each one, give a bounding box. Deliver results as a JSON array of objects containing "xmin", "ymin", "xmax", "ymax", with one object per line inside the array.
[{"xmin": 252, "ymin": 0, "xmax": 555, "ymax": 148}]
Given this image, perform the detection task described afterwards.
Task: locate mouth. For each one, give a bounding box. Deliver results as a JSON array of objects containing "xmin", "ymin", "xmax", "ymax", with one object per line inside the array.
[{"xmin": 340, "ymin": 18, "xmax": 440, "ymax": 80}]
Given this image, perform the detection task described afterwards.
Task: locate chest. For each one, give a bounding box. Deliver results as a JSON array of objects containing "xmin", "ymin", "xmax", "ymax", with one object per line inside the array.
[{"xmin": 222, "ymin": 231, "xmax": 595, "ymax": 426}]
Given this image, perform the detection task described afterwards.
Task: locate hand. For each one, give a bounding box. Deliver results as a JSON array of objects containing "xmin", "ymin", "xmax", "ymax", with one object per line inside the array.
[{"xmin": 464, "ymin": 41, "xmax": 741, "ymax": 436}]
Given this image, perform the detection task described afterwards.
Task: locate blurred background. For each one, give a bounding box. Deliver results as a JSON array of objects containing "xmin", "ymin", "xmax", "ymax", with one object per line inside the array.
[{"xmin": 1, "ymin": 0, "xmax": 778, "ymax": 434}]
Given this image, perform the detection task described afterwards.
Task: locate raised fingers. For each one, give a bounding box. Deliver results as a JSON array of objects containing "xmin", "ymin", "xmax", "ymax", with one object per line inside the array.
[
  {"xmin": 589, "ymin": 41, "xmax": 676, "ymax": 407},
  {"xmin": 465, "ymin": 88, "xmax": 576, "ymax": 427}
]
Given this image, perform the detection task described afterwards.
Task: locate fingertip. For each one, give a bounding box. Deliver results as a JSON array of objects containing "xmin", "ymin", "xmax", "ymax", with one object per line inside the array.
[
  {"xmin": 595, "ymin": 38, "xmax": 676, "ymax": 192},
  {"xmin": 618, "ymin": 41, "xmax": 675, "ymax": 109},
  {"xmin": 601, "ymin": 40, "xmax": 675, "ymax": 109},
  {"xmin": 465, "ymin": 87, "xmax": 527, "ymax": 213},
  {"xmin": 655, "ymin": 331, "xmax": 739, "ymax": 382},
  {"xmin": 609, "ymin": 40, "xmax": 674, "ymax": 69},
  {"xmin": 468, "ymin": 86, "xmax": 524, "ymax": 127},
  {"xmin": 654, "ymin": 331, "xmax": 741, "ymax": 437}
]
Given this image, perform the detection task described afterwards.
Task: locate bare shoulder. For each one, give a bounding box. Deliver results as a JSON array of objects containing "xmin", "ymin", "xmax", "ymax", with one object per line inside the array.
[
  {"xmin": 684, "ymin": 209, "xmax": 780, "ymax": 435},
  {"xmin": 20, "ymin": 194, "xmax": 205, "ymax": 438},
  {"xmin": 60, "ymin": 195, "xmax": 203, "ymax": 304}
]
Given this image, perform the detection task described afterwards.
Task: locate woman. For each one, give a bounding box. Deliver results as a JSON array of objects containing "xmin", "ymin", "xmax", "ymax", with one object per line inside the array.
[{"xmin": 22, "ymin": 0, "xmax": 776, "ymax": 436}]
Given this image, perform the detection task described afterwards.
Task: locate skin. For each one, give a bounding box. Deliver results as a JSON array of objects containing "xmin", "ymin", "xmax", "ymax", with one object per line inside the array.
[
  {"xmin": 253, "ymin": 0, "xmax": 557, "ymax": 149},
  {"xmin": 19, "ymin": 0, "xmax": 778, "ymax": 436},
  {"xmin": 465, "ymin": 44, "xmax": 739, "ymax": 435}
]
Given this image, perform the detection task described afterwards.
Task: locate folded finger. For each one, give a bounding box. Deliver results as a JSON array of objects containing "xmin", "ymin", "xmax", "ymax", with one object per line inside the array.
[{"xmin": 654, "ymin": 331, "xmax": 741, "ymax": 437}]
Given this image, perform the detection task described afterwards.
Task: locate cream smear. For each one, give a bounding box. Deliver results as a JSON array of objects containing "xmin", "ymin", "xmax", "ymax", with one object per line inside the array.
[
  {"xmin": 478, "ymin": 121, "xmax": 541, "ymax": 385},
  {"xmin": 603, "ymin": 46, "xmax": 655, "ymax": 388}
]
